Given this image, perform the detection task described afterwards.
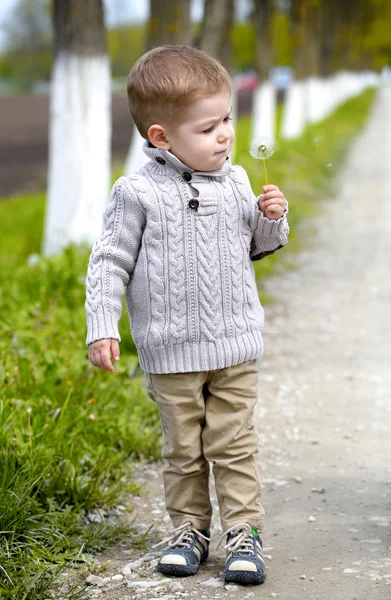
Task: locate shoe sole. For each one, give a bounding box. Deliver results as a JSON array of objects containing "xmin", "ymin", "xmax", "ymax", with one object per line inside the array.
[
  {"xmin": 157, "ymin": 563, "xmax": 200, "ymax": 576},
  {"xmin": 157, "ymin": 550, "xmax": 209, "ymax": 577},
  {"xmin": 224, "ymin": 569, "xmax": 266, "ymax": 585}
]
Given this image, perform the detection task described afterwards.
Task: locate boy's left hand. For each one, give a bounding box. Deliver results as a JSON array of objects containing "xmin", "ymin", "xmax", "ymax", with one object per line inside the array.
[{"xmin": 258, "ymin": 185, "xmax": 287, "ymax": 220}]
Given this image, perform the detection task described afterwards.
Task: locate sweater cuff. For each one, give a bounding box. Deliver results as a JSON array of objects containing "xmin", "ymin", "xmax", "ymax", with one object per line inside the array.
[
  {"xmin": 86, "ymin": 306, "xmax": 121, "ymax": 346},
  {"xmin": 255, "ymin": 211, "xmax": 289, "ymax": 240}
]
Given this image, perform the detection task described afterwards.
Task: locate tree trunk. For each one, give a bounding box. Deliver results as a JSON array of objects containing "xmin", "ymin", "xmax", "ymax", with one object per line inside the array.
[
  {"xmin": 252, "ymin": 0, "xmax": 274, "ymax": 81},
  {"xmin": 43, "ymin": 0, "xmax": 110, "ymax": 257},
  {"xmin": 146, "ymin": 0, "xmax": 191, "ymax": 50},
  {"xmin": 199, "ymin": 0, "xmax": 234, "ymax": 71},
  {"xmin": 291, "ymin": 0, "xmax": 321, "ymax": 80}
]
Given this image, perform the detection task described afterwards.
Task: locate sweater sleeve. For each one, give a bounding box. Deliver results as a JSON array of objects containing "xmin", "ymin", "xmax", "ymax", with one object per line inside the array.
[
  {"xmin": 85, "ymin": 177, "xmax": 146, "ymax": 345},
  {"xmin": 234, "ymin": 165, "xmax": 289, "ymax": 262}
]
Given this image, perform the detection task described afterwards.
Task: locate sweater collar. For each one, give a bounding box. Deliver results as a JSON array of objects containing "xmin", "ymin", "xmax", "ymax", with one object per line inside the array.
[{"xmin": 143, "ymin": 141, "xmax": 232, "ymax": 179}]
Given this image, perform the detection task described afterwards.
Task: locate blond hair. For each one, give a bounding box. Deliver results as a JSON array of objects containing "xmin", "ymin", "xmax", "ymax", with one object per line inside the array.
[{"xmin": 127, "ymin": 45, "xmax": 232, "ymax": 139}]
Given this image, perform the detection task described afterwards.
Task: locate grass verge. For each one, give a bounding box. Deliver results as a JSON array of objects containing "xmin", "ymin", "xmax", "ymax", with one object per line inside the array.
[{"xmin": 0, "ymin": 87, "xmax": 375, "ymax": 599}]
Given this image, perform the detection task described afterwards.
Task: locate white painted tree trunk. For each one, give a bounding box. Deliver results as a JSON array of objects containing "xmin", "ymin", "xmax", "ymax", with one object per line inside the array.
[
  {"xmin": 124, "ymin": 126, "xmax": 148, "ymax": 176},
  {"xmin": 281, "ymin": 80, "xmax": 306, "ymax": 139},
  {"xmin": 43, "ymin": 52, "xmax": 111, "ymax": 256},
  {"xmin": 305, "ymin": 76, "xmax": 326, "ymax": 124},
  {"xmin": 251, "ymin": 81, "xmax": 276, "ymax": 144}
]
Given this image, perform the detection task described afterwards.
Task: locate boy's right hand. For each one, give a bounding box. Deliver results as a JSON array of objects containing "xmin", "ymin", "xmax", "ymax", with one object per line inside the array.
[{"xmin": 88, "ymin": 338, "xmax": 120, "ymax": 372}]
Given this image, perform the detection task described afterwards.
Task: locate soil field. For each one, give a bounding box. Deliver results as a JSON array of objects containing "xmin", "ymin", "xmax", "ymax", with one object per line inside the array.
[{"xmin": 0, "ymin": 90, "xmax": 252, "ymax": 198}]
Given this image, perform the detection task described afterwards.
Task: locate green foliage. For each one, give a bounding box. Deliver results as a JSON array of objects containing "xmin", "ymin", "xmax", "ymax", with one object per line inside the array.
[
  {"xmin": 231, "ymin": 23, "xmax": 256, "ymax": 72},
  {"xmin": 272, "ymin": 12, "xmax": 294, "ymax": 67},
  {"xmin": 107, "ymin": 25, "xmax": 146, "ymax": 78},
  {"xmin": 0, "ymin": 0, "xmax": 52, "ymax": 89}
]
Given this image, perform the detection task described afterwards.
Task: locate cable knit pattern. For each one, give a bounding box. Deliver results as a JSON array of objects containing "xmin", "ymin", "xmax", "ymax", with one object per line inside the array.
[
  {"xmin": 85, "ymin": 142, "xmax": 289, "ymax": 374},
  {"xmin": 160, "ymin": 178, "xmax": 187, "ymax": 343},
  {"xmin": 195, "ymin": 210, "xmax": 221, "ymax": 343},
  {"xmin": 223, "ymin": 180, "xmax": 248, "ymax": 337}
]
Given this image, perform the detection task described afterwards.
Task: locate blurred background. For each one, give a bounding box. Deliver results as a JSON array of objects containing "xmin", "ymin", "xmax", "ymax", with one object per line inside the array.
[{"xmin": 0, "ymin": 0, "xmax": 390, "ymax": 200}]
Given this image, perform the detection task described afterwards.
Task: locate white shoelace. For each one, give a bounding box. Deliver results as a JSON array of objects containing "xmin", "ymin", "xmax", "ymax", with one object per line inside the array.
[
  {"xmin": 153, "ymin": 521, "xmax": 210, "ymax": 550},
  {"xmin": 218, "ymin": 523, "xmax": 254, "ymax": 554}
]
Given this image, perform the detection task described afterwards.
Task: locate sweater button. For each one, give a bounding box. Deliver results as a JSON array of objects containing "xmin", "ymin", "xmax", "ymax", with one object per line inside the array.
[
  {"xmin": 156, "ymin": 156, "xmax": 166, "ymax": 165},
  {"xmin": 188, "ymin": 198, "xmax": 199, "ymax": 210},
  {"xmin": 181, "ymin": 171, "xmax": 192, "ymax": 182}
]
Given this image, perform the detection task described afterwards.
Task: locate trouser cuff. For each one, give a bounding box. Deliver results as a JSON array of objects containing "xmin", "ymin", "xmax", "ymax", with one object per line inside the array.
[
  {"xmin": 171, "ymin": 517, "xmax": 211, "ymax": 532},
  {"xmin": 221, "ymin": 518, "xmax": 265, "ymax": 534}
]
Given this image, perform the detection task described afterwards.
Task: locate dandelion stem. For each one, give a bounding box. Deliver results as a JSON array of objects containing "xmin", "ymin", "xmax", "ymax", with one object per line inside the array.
[{"xmin": 263, "ymin": 160, "xmax": 268, "ymax": 186}]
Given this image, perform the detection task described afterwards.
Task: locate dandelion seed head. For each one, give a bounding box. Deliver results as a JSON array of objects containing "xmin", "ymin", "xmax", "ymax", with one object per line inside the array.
[{"xmin": 250, "ymin": 136, "xmax": 274, "ymax": 160}]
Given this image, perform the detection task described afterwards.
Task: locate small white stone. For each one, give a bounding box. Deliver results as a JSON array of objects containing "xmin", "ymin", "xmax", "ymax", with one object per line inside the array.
[
  {"xmin": 111, "ymin": 574, "xmax": 124, "ymax": 581},
  {"xmin": 292, "ymin": 476, "xmax": 302, "ymax": 483},
  {"xmin": 343, "ymin": 568, "xmax": 360, "ymax": 574},
  {"xmin": 309, "ymin": 577, "xmax": 314, "ymax": 581},
  {"xmin": 290, "ymin": 556, "xmax": 298, "ymax": 562},
  {"xmin": 271, "ymin": 594, "xmax": 278, "ymax": 598},
  {"xmin": 200, "ymin": 578, "xmax": 224, "ymax": 588},
  {"xmin": 86, "ymin": 509, "xmax": 107, "ymax": 524},
  {"xmin": 311, "ymin": 487, "xmax": 326, "ymax": 494},
  {"xmin": 308, "ymin": 515, "xmax": 316, "ymax": 522},
  {"xmin": 85, "ymin": 575, "xmax": 105, "ymax": 587},
  {"xmin": 127, "ymin": 580, "xmax": 164, "ymax": 590},
  {"xmin": 224, "ymin": 584, "xmax": 239, "ymax": 590},
  {"xmin": 300, "ymin": 574, "xmax": 306, "ymax": 579},
  {"xmin": 168, "ymin": 581, "xmax": 185, "ymax": 592}
]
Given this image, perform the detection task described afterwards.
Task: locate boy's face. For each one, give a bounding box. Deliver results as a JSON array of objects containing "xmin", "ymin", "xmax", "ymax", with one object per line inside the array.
[{"xmin": 164, "ymin": 92, "xmax": 234, "ymax": 172}]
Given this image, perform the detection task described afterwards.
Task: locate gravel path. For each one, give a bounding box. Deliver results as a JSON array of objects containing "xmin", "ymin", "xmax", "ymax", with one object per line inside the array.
[{"xmin": 80, "ymin": 86, "xmax": 391, "ymax": 600}]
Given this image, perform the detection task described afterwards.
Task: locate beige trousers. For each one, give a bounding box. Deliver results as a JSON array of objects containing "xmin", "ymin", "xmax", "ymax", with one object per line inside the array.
[{"xmin": 145, "ymin": 359, "xmax": 265, "ymax": 532}]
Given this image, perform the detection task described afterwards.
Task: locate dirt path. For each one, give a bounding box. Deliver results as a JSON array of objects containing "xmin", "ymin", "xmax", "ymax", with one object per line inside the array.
[{"xmin": 80, "ymin": 86, "xmax": 391, "ymax": 600}]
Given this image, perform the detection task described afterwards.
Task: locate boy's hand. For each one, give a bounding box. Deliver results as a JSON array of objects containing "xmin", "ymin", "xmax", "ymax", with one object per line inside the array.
[
  {"xmin": 88, "ymin": 338, "xmax": 120, "ymax": 372},
  {"xmin": 258, "ymin": 185, "xmax": 287, "ymax": 220}
]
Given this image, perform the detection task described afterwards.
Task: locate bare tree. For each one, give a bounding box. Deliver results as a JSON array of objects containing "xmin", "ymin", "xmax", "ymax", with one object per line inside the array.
[
  {"xmin": 199, "ymin": 0, "xmax": 234, "ymax": 70},
  {"xmin": 43, "ymin": 0, "xmax": 111, "ymax": 256},
  {"xmin": 146, "ymin": 0, "xmax": 191, "ymax": 50}
]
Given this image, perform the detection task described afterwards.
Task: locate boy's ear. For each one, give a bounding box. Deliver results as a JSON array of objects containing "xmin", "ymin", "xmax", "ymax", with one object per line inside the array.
[{"xmin": 148, "ymin": 124, "xmax": 170, "ymax": 150}]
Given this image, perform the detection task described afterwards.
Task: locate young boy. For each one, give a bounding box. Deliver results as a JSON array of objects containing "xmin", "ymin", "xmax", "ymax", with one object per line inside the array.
[{"xmin": 85, "ymin": 45, "xmax": 289, "ymax": 585}]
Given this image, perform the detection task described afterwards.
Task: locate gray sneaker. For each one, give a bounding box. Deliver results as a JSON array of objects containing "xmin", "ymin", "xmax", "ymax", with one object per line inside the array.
[
  {"xmin": 154, "ymin": 522, "xmax": 210, "ymax": 576},
  {"xmin": 222, "ymin": 523, "xmax": 266, "ymax": 585}
]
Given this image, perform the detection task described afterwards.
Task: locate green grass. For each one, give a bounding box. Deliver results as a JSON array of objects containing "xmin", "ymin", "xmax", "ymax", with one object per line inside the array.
[{"xmin": 0, "ymin": 87, "xmax": 375, "ymax": 598}]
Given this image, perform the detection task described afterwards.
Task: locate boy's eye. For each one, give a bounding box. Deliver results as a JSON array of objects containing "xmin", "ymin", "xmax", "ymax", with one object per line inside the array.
[{"xmin": 202, "ymin": 116, "xmax": 232, "ymax": 134}]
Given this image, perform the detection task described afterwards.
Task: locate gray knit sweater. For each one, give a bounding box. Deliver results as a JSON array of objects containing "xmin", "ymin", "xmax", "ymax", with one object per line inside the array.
[{"xmin": 85, "ymin": 143, "xmax": 289, "ymax": 374}]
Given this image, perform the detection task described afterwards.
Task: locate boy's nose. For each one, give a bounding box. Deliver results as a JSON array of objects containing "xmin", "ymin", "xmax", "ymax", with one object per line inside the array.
[{"xmin": 217, "ymin": 130, "xmax": 230, "ymax": 143}]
